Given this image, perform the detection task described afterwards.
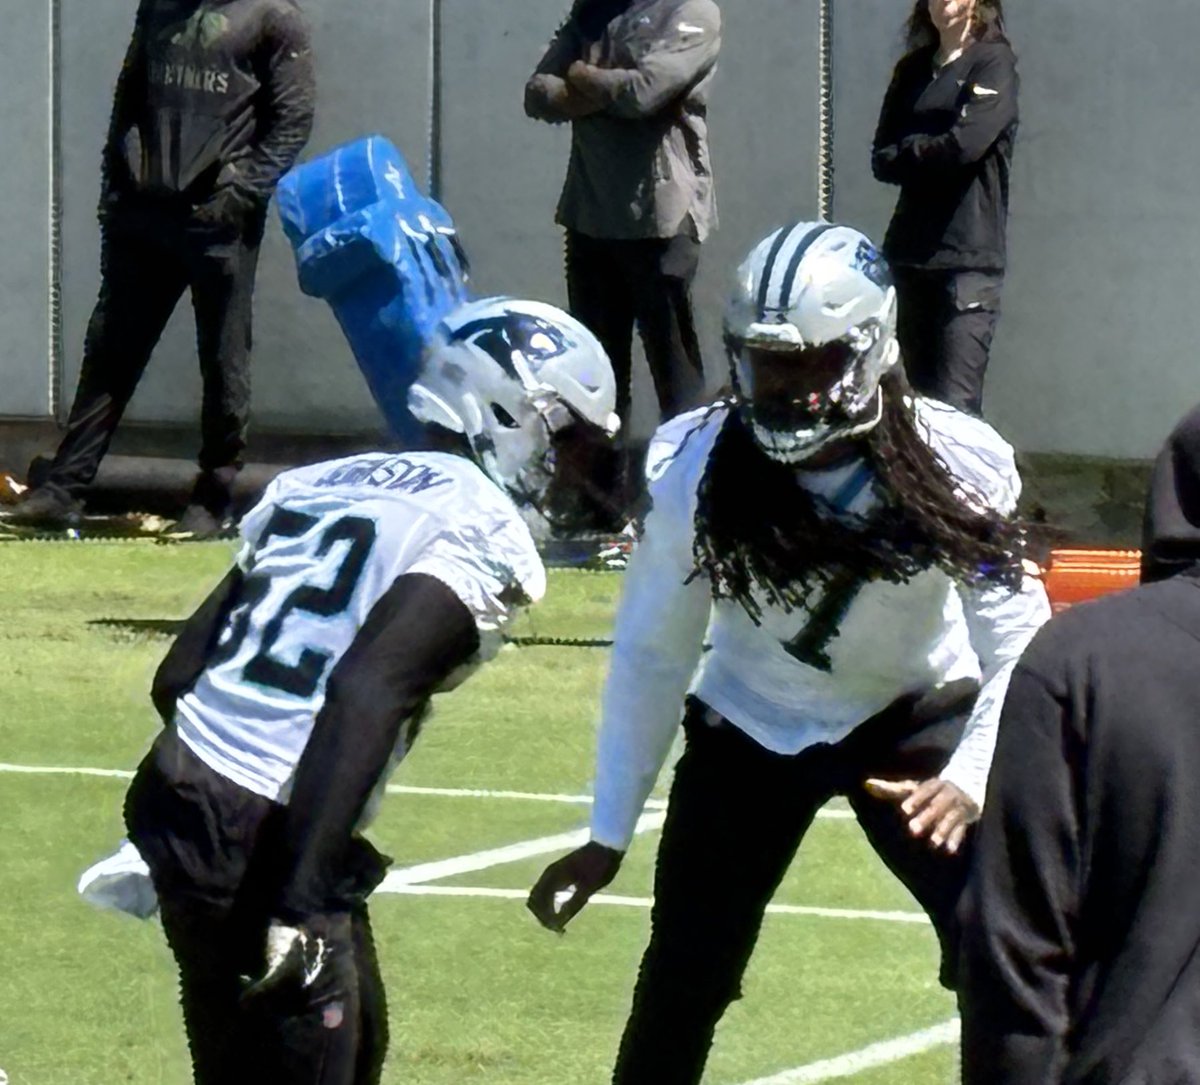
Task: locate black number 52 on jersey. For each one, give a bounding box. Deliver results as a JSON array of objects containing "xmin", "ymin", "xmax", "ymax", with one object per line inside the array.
[{"xmin": 212, "ymin": 508, "xmax": 377, "ymax": 698}]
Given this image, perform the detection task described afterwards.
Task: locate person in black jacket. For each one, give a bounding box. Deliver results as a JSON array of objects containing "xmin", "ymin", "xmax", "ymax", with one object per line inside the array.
[
  {"xmin": 872, "ymin": 0, "xmax": 1017, "ymax": 417},
  {"xmin": 10, "ymin": 0, "xmax": 314, "ymax": 538},
  {"xmin": 958, "ymin": 402, "xmax": 1200, "ymax": 1083}
]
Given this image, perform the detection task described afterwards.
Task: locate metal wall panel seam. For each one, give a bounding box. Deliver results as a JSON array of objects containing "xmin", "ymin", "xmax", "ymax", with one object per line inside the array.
[
  {"xmin": 49, "ymin": 0, "xmax": 64, "ymax": 421},
  {"xmin": 428, "ymin": 0, "xmax": 443, "ymax": 200},
  {"xmin": 817, "ymin": 0, "xmax": 835, "ymax": 221}
]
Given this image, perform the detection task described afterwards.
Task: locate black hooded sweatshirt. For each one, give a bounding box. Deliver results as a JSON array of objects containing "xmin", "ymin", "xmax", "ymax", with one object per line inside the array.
[
  {"xmin": 103, "ymin": 0, "xmax": 314, "ymax": 210},
  {"xmin": 958, "ymin": 403, "xmax": 1200, "ymax": 1084}
]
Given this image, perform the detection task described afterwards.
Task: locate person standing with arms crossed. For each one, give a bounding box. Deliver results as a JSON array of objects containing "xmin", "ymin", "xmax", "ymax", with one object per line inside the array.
[{"xmin": 525, "ymin": 0, "xmax": 720, "ymax": 528}]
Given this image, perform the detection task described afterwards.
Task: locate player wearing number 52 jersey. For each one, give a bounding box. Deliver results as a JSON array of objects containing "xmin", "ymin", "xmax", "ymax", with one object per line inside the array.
[
  {"xmin": 527, "ymin": 224, "xmax": 1050, "ymax": 1084},
  {"xmin": 120, "ymin": 297, "xmax": 618, "ymax": 1085}
]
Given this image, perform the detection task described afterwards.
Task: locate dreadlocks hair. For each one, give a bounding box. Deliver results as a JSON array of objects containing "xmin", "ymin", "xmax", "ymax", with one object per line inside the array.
[{"xmin": 691, "ymin": 370, "xmax": 1026, "ymax": 624}]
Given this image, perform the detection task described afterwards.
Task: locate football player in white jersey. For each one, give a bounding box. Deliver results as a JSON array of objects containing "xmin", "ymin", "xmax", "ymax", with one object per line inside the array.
[
  {"xmin": 120, "ymin": 297, "xmax": 618, "ymax": 1085},
  {"xmin": 527, "ymin": 222, "xmax": 1051, "ymax": 1084}
]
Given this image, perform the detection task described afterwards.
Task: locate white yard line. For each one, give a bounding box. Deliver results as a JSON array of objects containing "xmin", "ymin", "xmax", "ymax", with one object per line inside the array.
[
  {"xmin": 378, "ymin": 882, "xmax": 928, "ymax": 925},
  {"xmin": 384, "ymin": 784, "xmax": 663, "ymax": 807},
  {"xmin": 0, "ymin": 763, "xmax": 135, "ymax": 779},
  {"xmin": 735, "ymin": 1019, "xmax": 960, "ymax": 1084},
  {"xmin": 0, "ymin": 763, "xmax": 853, "ymax": 820},
  {"xmin": 380, "ymin": 811, "xmax": 667, "ymax": 888}
]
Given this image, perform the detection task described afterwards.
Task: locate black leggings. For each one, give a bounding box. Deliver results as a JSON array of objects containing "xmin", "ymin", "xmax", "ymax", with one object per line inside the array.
[{"xmin": 611, "ymin": 696, "xmax": 972, "ymax": 1085}]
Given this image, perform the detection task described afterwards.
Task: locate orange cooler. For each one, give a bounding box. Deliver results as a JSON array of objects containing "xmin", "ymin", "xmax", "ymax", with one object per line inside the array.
[{"xmin": 1041, "ymin": 549, "xmax": 1142, "ymax": 613}]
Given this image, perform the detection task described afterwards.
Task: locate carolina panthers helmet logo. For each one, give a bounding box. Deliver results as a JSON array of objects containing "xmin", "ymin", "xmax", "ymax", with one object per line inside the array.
[
  {"xmin": 852, "ymin": 240, "xmax": 892, "ymax": 290},
  {"xmin": 446, "ymin": 313, "xmax": 575, "ymax": 381}
]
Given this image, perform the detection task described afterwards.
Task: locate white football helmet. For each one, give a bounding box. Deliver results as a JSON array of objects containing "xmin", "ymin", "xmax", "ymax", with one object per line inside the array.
[
  {"xmin": 724, "ymin": 221, "xmax": 899, "ymax": 463},
  {"xmin": 408, "ymin": 297, "xmax": 619, "ymax": 514}
]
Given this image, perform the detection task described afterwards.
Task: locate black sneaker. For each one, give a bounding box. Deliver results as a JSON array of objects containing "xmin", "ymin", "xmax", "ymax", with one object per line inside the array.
[
  {"xmin": 4, "ymin": 487, "xmax": 83, "ymax": 530},
  {"xmin": 171, "ymin": 504, "xmax": 230, "ymax": 540}
]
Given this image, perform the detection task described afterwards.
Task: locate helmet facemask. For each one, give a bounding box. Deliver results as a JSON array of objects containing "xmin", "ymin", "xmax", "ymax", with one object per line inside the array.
[
  {"xmin": 486, "ymin": 394, "xmax": 605, "ymax": 531},
  {"xmin": 731, "ymin": 317, "xmax": 895, "ymax": 464}
]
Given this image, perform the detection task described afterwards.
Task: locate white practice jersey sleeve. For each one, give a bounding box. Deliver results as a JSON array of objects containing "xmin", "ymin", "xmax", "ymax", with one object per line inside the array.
[
  {"xmin": 175, "ymin": 451, "xmax": 544, "ymax": 801},
  {"xmin": 915, "ymin": 401, "xmax": 1052, "ymax": 807},
  {"xmin": 590, "ymin": 410, "xmax": 717, "ymax": 850},
  {"xmin": 590, "ymin": 401, "xmax": 1050, "ymax": 847}
]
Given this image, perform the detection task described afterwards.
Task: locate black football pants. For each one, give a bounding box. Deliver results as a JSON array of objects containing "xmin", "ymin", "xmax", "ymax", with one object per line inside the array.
[
  {"xmin": 611, "ymin": 694, "xmax": 973, "ymax": 1085},
  {"xmin": 125, "ymin": 729, "xmax": 389, "ymax": 1085},
  {"xmin": 43, "ymin": 200, "xmax": 262, "ymax": 516},
  {"xmin": 894, "ymin": 268, "xmax": 1003, "ymax": 418},
  {"xmin": 565, "ymin": 229, "xmax": 706, "ymax": 524}
]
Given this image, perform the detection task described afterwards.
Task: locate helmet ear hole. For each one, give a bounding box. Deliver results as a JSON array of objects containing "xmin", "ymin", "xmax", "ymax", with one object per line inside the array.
[{"xmin": 491, "ymin": 403, "xmax": 520, "ymax": 429}]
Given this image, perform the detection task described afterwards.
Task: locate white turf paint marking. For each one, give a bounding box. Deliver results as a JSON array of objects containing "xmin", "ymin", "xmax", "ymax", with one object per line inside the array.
[
  {"xmin": 378, "ymin": 883, "xmax": 928, "ymax": 925},
  {"xmin": 380, "ymin": 811, "xmax": 667, "ymax": 888},
  {"xmin": 0, "ymin": 764, "xmax": 854, "ymax": 821},
  {"xmin": 0, "ymin": 763, "xmax": 135, "ymax": 780},
  {"xmin": 384, "ymin": 784, "xmax": 668, "ymax": 808},
  {"xmin": 735, "ymin": 1018, "xmax": 960, "ymax": 1085}
]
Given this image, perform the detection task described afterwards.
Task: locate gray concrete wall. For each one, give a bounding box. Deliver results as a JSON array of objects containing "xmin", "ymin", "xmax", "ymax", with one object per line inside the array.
[
  {"xmin": 831, "ymin": 0, "xmax": 1200, "ymax": 459},
  {"xmin": 58, "ymin": 0, "xmax": 432, "ymax": 436},
  {"xmin": 17, "ymin": 1, "xmax": 1200, "ymax": 458},
  {"xmin": 0, "ymin": 2, "xmax": 51, "ymax": 419}
]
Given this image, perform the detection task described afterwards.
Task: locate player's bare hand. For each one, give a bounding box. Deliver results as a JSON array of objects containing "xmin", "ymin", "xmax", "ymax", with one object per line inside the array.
[
  {"xmin": 863, "ymin": 777, "xmax": 979, "ymax": 855},
  {"xmin": 527, "ymin": 841, "xmax": 623, "ymax": 933}
]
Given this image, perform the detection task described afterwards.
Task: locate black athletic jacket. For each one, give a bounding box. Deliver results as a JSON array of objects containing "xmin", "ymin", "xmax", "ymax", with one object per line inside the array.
[
  {"xmin": 872, "ymin": 30, "xmax": 1018, "ymax": 272},
  {"xmin": 958, "ymin": 403, "xmax": 1200, "ymax": 1083},
  {"xmin": 102, "ymin": 0, "xmax": 314, "ymax": 211}
]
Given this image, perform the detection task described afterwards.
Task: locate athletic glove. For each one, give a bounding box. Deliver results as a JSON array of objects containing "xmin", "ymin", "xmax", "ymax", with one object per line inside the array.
[
  {"xmin": 241, "ymin": 918, "xmax": 333, "ymax": 1005},
  {"xmin": 527, "ymin": 840, "xmax": 623, "ymax": 933}
]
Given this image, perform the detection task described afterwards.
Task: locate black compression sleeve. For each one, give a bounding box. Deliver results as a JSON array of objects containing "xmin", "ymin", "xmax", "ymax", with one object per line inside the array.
[
  {"xmin": 274, "ymin": 573, "xmax": 480, "ymax": 920},
  {"xmin": 151, "ymin": 568, "xmax": 245, "ymax": 724}
]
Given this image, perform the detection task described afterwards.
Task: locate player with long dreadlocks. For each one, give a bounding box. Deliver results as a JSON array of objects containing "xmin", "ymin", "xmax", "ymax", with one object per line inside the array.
[{"xmin": 528, "ymin": 221, "xmax": 1050, "ymax": 1084}]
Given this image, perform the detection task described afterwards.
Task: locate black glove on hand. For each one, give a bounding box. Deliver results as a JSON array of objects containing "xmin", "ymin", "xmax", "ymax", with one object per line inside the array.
[
  {"xmin": 527, "ymin": 840, "xmax": 623, "ymax": 933},
  {"xmin": 241, "ymin": 918, "xmax": 334, "ymax": 1006}
]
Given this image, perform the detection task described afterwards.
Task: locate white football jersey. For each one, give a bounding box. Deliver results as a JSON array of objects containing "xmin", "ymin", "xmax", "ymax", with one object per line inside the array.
[
  {"xmin": 591, "ymin": 399, "xmax": 1051, "ymax": 849},
  {"xmin": 174, "ymin": 451, "xmax": 544, "ymax": 801}
]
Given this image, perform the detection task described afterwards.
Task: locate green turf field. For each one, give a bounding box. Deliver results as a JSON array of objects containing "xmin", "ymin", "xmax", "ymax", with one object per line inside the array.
[{"xmin": 0, "ymin": 541, "xmax": 958, "ymax": 1084}]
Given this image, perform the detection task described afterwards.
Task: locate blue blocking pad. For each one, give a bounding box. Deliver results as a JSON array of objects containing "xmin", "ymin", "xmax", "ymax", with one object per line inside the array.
[{"xmin": 277, "ymin": 136, "xmax": 471, "ymax": 441}]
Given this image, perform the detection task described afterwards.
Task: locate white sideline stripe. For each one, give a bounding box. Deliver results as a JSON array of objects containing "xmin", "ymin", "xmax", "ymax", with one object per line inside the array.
[
  {"xmin": 380, "ymin": 811, "xmax": 667, "ymax": 888},
  {"xmin": 736, "ymin": 1018, "xmax": 960, "ymax": 1084},
  {"xmin": 0, "ymin": 764, "xmax": 854, "ymax": 821},
  {"xmin": 378, "ymin": 882, "xmax": 928, "ymax": 925}
]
